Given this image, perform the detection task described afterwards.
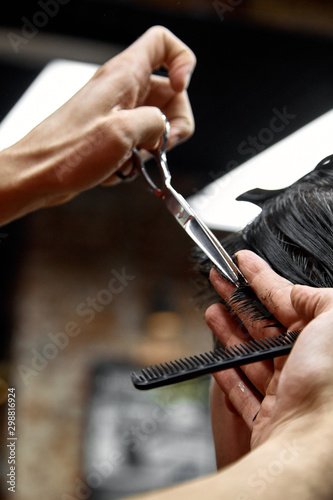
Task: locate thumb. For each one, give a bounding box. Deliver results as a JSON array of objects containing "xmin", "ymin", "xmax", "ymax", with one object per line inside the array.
[
  {"xmin": 290, "ymin": 285, "xmax": 333, "ymax": 322},
  {"xmin": 98, "ymin": 106, "xmax": 166, "ymax": 186}
]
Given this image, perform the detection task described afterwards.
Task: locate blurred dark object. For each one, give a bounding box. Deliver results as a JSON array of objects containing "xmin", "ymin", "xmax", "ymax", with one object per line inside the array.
[{"xmin": 84, "ymin": 361, "xmax": 215, "ymax": 499}]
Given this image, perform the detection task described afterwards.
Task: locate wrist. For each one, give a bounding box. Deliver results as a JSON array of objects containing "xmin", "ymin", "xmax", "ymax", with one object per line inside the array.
[{"xmin": 245, "ymin": 413, "xmax": 333, "ymax": 499}]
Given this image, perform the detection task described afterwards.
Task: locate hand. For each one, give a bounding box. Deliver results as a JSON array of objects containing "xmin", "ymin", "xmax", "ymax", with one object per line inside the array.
[
  {"xmin": 0, "ymin": 26, "xmax": 196, "ymax": 224},
  {"xmin": 129, "ymin": 267, "xmax": 333, "ymax": 500},
  {"xmin": 206, "ymin": 250, "xmax": 333, "ymax": 465}
]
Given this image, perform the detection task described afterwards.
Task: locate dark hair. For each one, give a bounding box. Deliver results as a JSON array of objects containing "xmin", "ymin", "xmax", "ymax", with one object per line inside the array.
[{"xmin": 194, "ymin": 155, "xmax": 333, "ymax": 321}]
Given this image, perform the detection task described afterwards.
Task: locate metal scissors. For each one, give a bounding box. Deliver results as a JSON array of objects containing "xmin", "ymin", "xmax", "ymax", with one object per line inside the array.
[{"xmin": 132, "ymin": 114, "xmax": 246, "ymax": 287}]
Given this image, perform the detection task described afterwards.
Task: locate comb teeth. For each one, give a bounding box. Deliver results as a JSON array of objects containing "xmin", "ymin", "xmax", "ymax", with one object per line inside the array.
[{"xmin": 131, "ymin": 331, "xmax": 301, "ymax": 390}]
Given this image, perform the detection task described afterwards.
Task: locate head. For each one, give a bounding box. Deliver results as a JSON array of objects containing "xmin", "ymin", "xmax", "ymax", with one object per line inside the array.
[{"xmin": 194, "ymin": 154, "xmax": 333, "ymax": 320}]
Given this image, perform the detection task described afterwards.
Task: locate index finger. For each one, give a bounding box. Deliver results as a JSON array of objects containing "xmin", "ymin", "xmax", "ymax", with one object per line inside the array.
[
  {"xmin": 124, "ymin": 26, "xmax": 197, "ymax": 92},
  {"xmin": 235, "ymin": 250, "xmax": 299, "ymax": 327}
]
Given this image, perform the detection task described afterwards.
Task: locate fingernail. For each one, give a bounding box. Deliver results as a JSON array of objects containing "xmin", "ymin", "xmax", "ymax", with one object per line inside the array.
[
  {"xmin": 169, "ymin": 135, "xmax": 180, "ymax": 149},
  {"xmin": 169, "ymin": 128, "xmax": 182, "ymax": 149},
  {"xmin": 209, "ymin": 267, "xmax": 222, "ymax": 282},
  {"xmin": 184, "ymin": 71, "xmax": 192, "ymax": 89}
]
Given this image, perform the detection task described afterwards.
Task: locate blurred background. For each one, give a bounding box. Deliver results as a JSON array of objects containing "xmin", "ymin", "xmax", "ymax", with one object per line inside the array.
[{"xmin": 0, "ymin": 1, "xmax": 333, "ymax": 499}]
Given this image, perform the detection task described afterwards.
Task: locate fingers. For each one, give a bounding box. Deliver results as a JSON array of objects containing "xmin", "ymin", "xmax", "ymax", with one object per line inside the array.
[
  {"xmin": 53, "ymin": 106, "xmax": 166, "ymax": 191},
  {"xmin": 213, "ymin": 368, "xmax": 262, "ymax": 431},
  {"xmin": 144, "ymin": 75, "xmax": 194, "ymax": 147},
  {"xmin": 110, "ymin": 106, "xmax": 167, "ymax": 152},
  {"xmin": 206, "ymin": 301, "xmax": 274, "ymax": 395},
  {"xmin": 291, "ymin": 285, "xmax": 333, "ymax": 321},
  {"xmin": 101, "ymin": 77, "xmax": 194, "ymax": 185},
  {"xmin": 101, "ymin": 157, "xmax": 136, "ymax": 187},
  {"xmin": 208, "ymin": 268, "xmax": 236, "ymax": 304},
  {"xmin": 206, "ymin": 254, "xmax": 296, "ymax": 396},
  {"xmin": 274, "ymin": 308, "xmax": 333, "ymax": 419},
  {"xmin": 284, "ymin": 286, "xmax": 333, "ymax": 384},
  {"xmin": 229, "ymin": 250, "xmax": 299, "ymax": 328},
  {"xmin": 205, "ymin": 302, "xmax": 250, "ymax": 345},
  {"xmin": 87, "ymin": 27, "xmax": 195, "ymax": 183},
  {"xmin": 127, "ymin": 26, "xmax": 197, "ymax": 93},
  {"xmin": 99, "ymin": 106, "xmax": 165, "ymax": 186},
  {"xmin": 208, "ymin": 265, "xmax": 287, "ymax": 337}
]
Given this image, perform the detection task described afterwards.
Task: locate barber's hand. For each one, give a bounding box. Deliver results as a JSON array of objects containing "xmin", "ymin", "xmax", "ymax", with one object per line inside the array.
[
  {"xmin": 1, "ymin": 26, "xmax": 196, "ymax": 224},
  {"xmin": 206, "ymin": 250, "xmax": 333, "ymax": 465}
]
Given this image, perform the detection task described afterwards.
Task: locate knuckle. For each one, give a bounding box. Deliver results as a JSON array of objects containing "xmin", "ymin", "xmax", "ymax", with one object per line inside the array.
[
  {"xmin": 154, "ymin": 106, "xmax": 168, "ymax": 131},
  {"xmin": 146, "ymin": 26, "xmax": 196, "ymax": 61},
  {"xmin": 112, "ymin": 113, "xmax": 134, "ymax": 150},
  {"xmin": 183, "ymin": 115, "xmax": 195, "ymax": 138},
  {"xmin": 147, "ymin": 25, "xmax": 169, "ymax": 38},
  {"xmin": 205, "ymin": 303, "xmax": 222, "ymax": 330},
  {"xmin": 204, "ymin": 306, "xmax": 214, "ymax": 328},
  {"xmin": 92, "ymin": 57, "xmax": 136, "ymax": 90},
  {"xmin": 99, "ymin": 114, "xmax": 132, "ymax": 155}
]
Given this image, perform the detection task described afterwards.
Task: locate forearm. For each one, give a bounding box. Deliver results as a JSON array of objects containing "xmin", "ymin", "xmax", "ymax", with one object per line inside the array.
[
  {"xmin": 129, "ymin": 414, "xmax": 333, "ymax": 500},
  {"xmin": 228, "ymin": 419, "xmax": 333, "ymax": 500},
  {"xmin": 0, "ymin": 145, "xmax": 39, "ymax": 225},
  {"xmin": 0, "ymin": 111, "xmax": 107, "ymax": 225},
  {"xmin": 0, "ymin": 140, "xmax": 63, "ymax": 225}
]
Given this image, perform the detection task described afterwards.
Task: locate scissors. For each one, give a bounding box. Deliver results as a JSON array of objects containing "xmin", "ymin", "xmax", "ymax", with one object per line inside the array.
[{"xmin": 132, "ymin": 114, "xmax": 246, "ymax": 287}]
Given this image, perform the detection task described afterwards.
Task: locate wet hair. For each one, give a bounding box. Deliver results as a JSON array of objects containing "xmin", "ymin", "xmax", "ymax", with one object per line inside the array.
[{"xmin": 194, "ymin": 154, "xmax": 333, "ymax": 322}]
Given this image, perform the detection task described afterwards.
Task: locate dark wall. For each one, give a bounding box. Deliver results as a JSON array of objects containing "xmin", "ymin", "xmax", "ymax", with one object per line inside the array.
[{"xmin": 2, "ymin": 1, "xmax": 333, "ymax": 190}]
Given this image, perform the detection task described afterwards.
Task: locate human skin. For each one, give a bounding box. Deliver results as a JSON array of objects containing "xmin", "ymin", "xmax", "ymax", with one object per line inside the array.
[
  {"xmin": 0, "ymin": 26, "xmax": 196, "ymax": 225},
  {"xmin": 127, "ymin": 251, "xmax": 333, "ymax": 499},
  {"xmin": 206, "ymin": 250, "xmax": 332, "ymax": 465}
]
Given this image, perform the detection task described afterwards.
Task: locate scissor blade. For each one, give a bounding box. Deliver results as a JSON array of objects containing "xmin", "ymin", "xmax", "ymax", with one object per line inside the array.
[
  {"xmin": 184, "ymin": 217, "xmax": 241, "ymax": 285},
  {"xmin": 163, "ymin": 188, "xmax": 243, "ymax": 286}
]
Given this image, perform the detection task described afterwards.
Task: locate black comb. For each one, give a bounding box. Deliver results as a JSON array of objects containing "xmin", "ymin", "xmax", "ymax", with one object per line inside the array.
[{"xmin": 131, "ymin": 330, "xmax": 301, "ymax": 390}]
